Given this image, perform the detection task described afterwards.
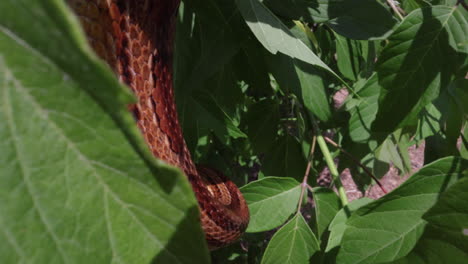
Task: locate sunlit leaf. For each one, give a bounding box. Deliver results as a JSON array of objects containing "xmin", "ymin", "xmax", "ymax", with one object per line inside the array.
[
  {"xmin": 241, "ymin": 177, "xmax": 301, "ymax": 232},
  {"xmin": 337, "ymin": 157, "xmax": 468, "ymax": 264},
  {"xmin": 261, "ymin": 214, "xmax": 319, "ymax": 264}
]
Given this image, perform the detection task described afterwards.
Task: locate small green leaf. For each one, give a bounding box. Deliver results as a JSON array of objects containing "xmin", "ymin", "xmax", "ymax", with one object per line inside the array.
[
  {"xmin": 414, "ymin": 103, "xmax": 443, "ymax": 142},
  {"xmin": 261, "ymin": 214, "xmax": 320, "ymax": 264},
  {"xmin": 240, "ymin": 177, "xmax": 301, "ymax": 232},
  {"xmin": 375, "ymin": 133, "xmax": 411, "ymax": 174},
  {"xmin": 337, "ymin": 157, "xmax": 468, "ymax": 264},
  {"xmin": 312, "ymin": 187, "xmax": 341, "ymax": 238}
]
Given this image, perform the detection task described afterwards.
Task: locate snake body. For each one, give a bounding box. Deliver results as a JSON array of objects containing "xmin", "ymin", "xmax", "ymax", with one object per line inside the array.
[{"xmin": 67, "ymin": 0, "xmax": 249, "ymax": 249}]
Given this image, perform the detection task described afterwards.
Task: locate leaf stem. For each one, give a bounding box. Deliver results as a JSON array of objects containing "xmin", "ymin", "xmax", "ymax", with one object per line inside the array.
[
  {"xmin": 386, "ymin": 0, "xmax": 404, "ymax": 21},
  {"xmin": 296, "ymin": 135, "xmax": 317, "ymax": 214}
]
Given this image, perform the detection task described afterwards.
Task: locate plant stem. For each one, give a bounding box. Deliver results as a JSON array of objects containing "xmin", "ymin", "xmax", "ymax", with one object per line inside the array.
[{"xmin": 316, "ymin": 134, "xmax": 349, "ymax": 206}]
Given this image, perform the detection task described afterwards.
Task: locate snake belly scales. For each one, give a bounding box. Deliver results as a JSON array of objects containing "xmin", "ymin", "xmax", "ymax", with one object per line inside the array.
[{"xmin": 67, "ymin": 0, "xmax": 249, "ymax": 249}]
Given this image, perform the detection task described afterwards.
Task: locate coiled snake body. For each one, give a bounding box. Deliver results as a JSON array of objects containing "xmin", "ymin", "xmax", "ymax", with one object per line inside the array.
[{"xmin": 67, "ymin": 0, "xmax": 249, "ymax": 249}]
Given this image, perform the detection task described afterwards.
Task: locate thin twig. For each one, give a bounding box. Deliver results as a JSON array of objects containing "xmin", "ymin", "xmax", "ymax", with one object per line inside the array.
[
  {"xmin": 297, "ymin": 136, "xmax": 317, "ymax": 214},
  {"xmin": 323, "ymin": 136, "xmax": 388, "ymax": 194},
  {"xmin": 386, "ymin": 0, "xmax": 404, "ymax": 21}
]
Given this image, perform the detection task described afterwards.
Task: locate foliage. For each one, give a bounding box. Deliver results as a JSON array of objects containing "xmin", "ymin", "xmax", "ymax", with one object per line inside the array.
[{"xmin": 1, "ymin": 0, "xmax": 467, "ymax": 263}]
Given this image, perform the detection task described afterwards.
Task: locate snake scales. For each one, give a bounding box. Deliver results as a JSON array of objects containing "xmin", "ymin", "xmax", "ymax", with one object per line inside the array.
[{"xmin": 67, "ymin": 0, "xmax": 249, "ymax": 249}]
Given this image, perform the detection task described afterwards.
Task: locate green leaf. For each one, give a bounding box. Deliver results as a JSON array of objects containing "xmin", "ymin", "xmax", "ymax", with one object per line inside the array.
[
  {"xmin": 336, "ymin": 157, "xmax": 468, "ymax": 264},
  {"xmin": 266, "ymin": 52, "xmax": 332, "ymax": 122},
  {"xmin": 325, "ymin": 198, "xmax": 373, "ymax": 253},
  {"xmin": 264, "ymin": 0, "xmax": 397, "ymax": 40},
  {"xmin": 0, "ymin": 0, "xmax": 209, "ymax": 263},
  {"xmin": 312, "ymin": 187, "xmax": 341, "ymax": 238},
  {"xmin": 397, "ymin": 176, "xmax": 468, "ymax": 262},
  {"xmin": 388, "ymin": 224, "xmax": 468, "ymax": 264},
  {"xmin": 335, "ymin": 33, "xmax": 361, "ymax": 81},
  {"xmin": 371, "ymin": 6, "xmax": 468, "ymax": 133},
  {"xmin": 414, "ymin": 103, "xmax": 443, "ymax": 142},
  {"xmin": 375, "ymin": 134, "xmax": 411, "ymax": 174},
  {"xmin": 235, "ymin": 0, "xmax": 342, "ymax": 82},
  {"xmin": 348, "ymin": 74, "xmax": 381, "ymax": 142},
  {"xmin": 261, "ymin": 214, "xmax": 320, "ymax": 264},
  {"xmin": 240, "ymin": 177, "xmax": 301, "ymax": 232}
]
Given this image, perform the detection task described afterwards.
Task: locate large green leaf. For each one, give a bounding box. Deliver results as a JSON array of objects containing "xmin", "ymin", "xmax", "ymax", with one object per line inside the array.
[
  {"xmin": 240, "ymin": 177, "xmax": 301, "ymax": 232},
  {"xmin": 261, "ymin": 214, "xmax": 320, "ymax": 264},
  {"xmin": 371, "ymin": 6, "xmax": 468, "ymax": 133},
  {"xmin": 263, "ymin": 0, "xmax": 397, "ymax": 40},
  {"xmin": 0, "ymin": 1, "xmax": 209, "ymax": 263},
  {"xmin": 336, "ymin": 157, "xmax": 468, "ymax": 264},
  {"xmin": 235, "ymin": 0, "xmax": 342, "ymax": 82}
]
